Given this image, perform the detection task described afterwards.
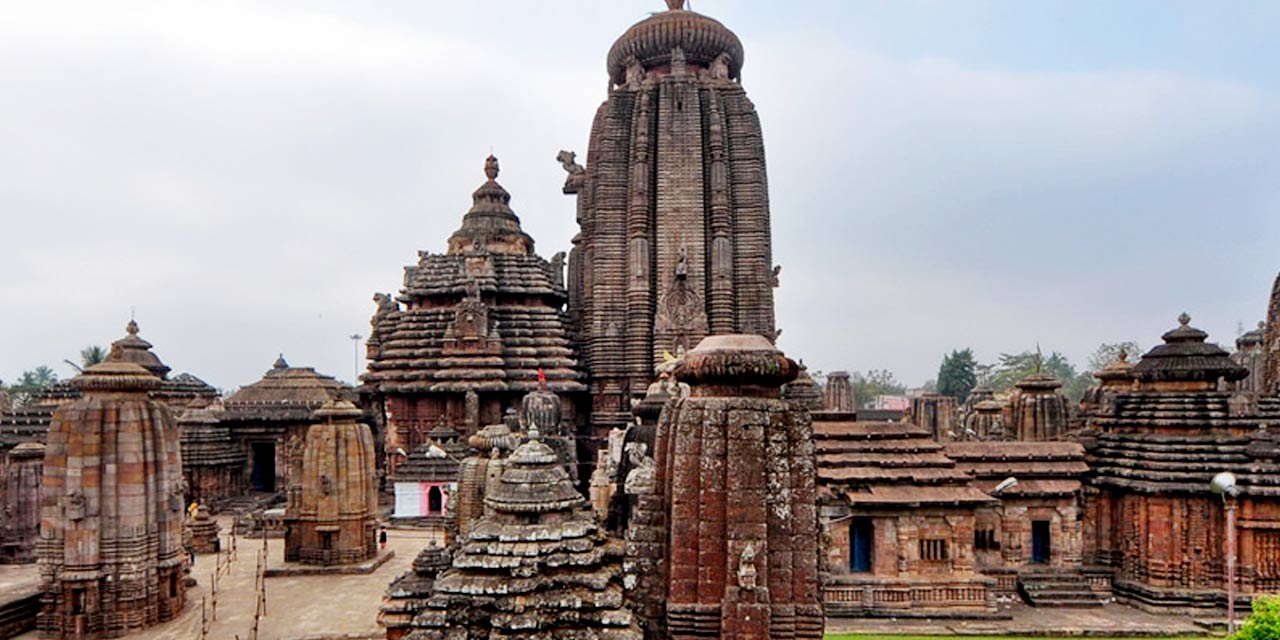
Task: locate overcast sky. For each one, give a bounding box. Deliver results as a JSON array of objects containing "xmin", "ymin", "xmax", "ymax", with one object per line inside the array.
[{"xmin": 2, "ymin": 0, "xmax": 1276, "ymax": 391}]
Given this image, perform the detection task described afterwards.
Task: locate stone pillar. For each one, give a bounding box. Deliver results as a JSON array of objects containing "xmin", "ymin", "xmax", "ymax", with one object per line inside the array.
[{"xmin": 653, "ymin": 335, "xmax": 823, "ymax": 639}]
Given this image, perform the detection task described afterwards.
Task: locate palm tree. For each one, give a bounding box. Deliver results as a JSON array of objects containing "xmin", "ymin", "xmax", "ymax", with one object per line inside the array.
[{"xmin": 64, "ymin": 345, "xmax": 108, "ymax": 373}]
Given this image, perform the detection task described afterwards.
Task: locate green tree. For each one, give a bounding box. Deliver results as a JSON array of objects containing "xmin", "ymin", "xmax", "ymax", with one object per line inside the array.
[
  {"xmin": 6, "ymin": 366, "xmax": 59, "ymax": 407},
  {"xmin": 937, "ymin": 349, "xmax": 978, "ymax": 401},
  {"xmin": 1087, "ymin": 341, "xmax": 1142, "ymax": 373},
  {"xmin": 1230, "ymin": 594, "xmax": 1280, "ymax": 640},
  {"xmin": 849, "ymin": 369, "xmax": 907, "ymax": 408},
  {"xmin": 64, "ymin": 345, "xmax": 108, "ymax": 374},
  {"xmin": 988, "ymin": 349, "xmax": 1092, "ymax": 403}
]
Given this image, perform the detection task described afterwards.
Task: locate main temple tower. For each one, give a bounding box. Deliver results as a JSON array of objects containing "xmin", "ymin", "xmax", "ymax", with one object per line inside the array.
[{"xmin": 566, "ymin": 0, "xmax": 779, "ymax": 436}]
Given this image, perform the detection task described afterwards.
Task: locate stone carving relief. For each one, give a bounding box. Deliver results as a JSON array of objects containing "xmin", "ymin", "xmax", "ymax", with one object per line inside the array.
[{"xmin": 655, "ymin": 245, "xmax": 708, "ymax": 353}]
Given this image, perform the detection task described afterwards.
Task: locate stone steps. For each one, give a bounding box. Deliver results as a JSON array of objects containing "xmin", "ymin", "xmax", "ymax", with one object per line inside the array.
[{"xmin": 1018, "ymin": 572, "xmax": 1106, "ymax": 608}]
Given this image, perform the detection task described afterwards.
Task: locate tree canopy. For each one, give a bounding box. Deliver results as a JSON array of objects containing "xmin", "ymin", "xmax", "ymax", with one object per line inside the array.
[
  {"xmin": 64, "ymin": 344, "xmax": 108, "ymax": 374},
  {"xmin": 937, "ymin": 349, "xmax": 978, "ymax": 401},
  {"xmin": 1230, "ymin": 594, "xmax": 1280, "ymax": 640},
  {"xmin": 2, "ymin": 366, "xmax": 60, "ymax": 408}
]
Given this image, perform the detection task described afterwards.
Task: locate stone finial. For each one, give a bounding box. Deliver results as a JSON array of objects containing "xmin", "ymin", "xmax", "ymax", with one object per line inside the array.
[
  {"xmin": 273, "ymin": 353, "xmax": 289, "ymax": 370},
  {"xmin": 665, "ymin": 0, "xmax": 684, "ymax": 10},
  {"xmin": 1178, "ymin": 312, "xmax": 1191, "ymax": 327},
  {"xmin": 126, "ymin": 319, "xmax": 139, "ymax": 336},
  {"xmin": 484, "ymin": 154, "xmax": 499, "ymax": 180}
]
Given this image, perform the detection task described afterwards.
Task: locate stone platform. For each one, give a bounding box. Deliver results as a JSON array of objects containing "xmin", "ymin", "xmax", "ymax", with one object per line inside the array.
[
  {"xmin": 0, "ymin": 564, "xmax": 40, "ymax": 638},
  {"xmin": 264, "ymin": 549, "xmax": 395, "ymax": 577},
  {"xmin": 826, "ymin": 602, "xmax": 1212, "ymax": 637}
]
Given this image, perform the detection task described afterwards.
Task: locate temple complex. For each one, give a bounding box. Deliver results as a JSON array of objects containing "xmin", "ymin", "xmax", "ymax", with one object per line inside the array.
[
  {"xmin": 1081, "ymin": 313, "xmax": 1280, "ymax": 610},
  {"xmin": 1005, "ymin": 369, "xmax": 1071, "ymax": 441},
  {"xmin": 222, "ymin": 355, "xmax": 356, "ymax": 495},
  {"xmin": 364, "ymin": 156, "xmax": 587, "ymax": 480},
  {"xmin": 37, "ymin": 360, "xmax": 187, "ymax": 638},
  {"xmin": 565, "ymin": 1, "xmax": 780, "ymax": 440},
  {"xmin": 408, "ymin": 435, "xmax": 641, "ymax": 639},
  {"xmin": 636, "ymin": 335, "xmax": 823, "ymax": 639},
  {"xmin": 284, "ymin": 399, "xmax": 379, "ymax": 565}
]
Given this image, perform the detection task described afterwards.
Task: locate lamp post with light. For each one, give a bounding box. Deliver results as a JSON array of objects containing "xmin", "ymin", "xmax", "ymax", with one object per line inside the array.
[{"xmin": 1210, "ymin": 471, "xmax": 1240, "ymax": 633}]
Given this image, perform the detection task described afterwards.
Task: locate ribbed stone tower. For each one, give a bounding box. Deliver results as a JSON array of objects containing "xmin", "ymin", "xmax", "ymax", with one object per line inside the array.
[
  {"xmin": 37, "ymin": 361, "xmax": 187, "ymax": 638},
  {"xmin": 1005, "ymin": 369, "xmax": 1070, "ymax": 441},
  {"xmin": 1, "ymin": 441, "xmax": 44, "ymax": 564},
  {"xmin": 1265, "ymin": 272, "xmax": 1280, "ymax": 394},
  {"xmin": 566, "ymin": 1, "xmax": 779, "ymax": 437},
  {"xmin": 641, "ymin": 335, "xmax": 822, "ymax": 639},
  {"xmin": 823, "ymin": 371, "xmax": 853, "ymax": 412},
  {"xmin": 284, "ymin": 399, "xmax": 378, "ymax": 565}
]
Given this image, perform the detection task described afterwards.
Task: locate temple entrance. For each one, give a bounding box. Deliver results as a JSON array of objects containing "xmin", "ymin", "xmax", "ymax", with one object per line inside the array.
[
  {"xmin": 1032, "ymin": 520, "xmax": 1051, "ymax": 564},
  {"xmin": 428, "ymin": 485, "xmax": 444, "ymax": 514},
  {"xmin": 850, "ymin": 517, "xmax": 873, "ymax": 572},
  {"xmin": 251, "ymin": 442, "xmax": 276, "ymax": 492}
]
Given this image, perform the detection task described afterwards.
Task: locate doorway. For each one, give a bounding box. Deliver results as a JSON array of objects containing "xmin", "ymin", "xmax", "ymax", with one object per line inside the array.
[
  {"xmin": 850, "ymin": 517, "xmax": 873, "ymax": 572},
  {"xmin": 251, "ymin": 442, "xmax": 276, "ymax": 492},
  {"xmin": 1031, "ymin": 520, "xmax": 1051, "ymax": 564}
]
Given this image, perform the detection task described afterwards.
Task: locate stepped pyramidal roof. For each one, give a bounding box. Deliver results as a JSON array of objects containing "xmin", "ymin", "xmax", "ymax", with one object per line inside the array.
[
  {"xmin": 365, "ymin": 156, "xmax": 585, "ymax": 395},
  {"xmin": 407, "ymin": 435, "xmax": 639, "ymax": 639}
]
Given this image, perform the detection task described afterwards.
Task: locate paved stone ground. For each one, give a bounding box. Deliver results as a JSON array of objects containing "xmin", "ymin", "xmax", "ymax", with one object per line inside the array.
[
  {"xmin": 10, "ymin": 524, "xmax": 1218, "ymax": 639},
  {"xmin": 15, "ymin": 517, "xmax": 425, "ymax": 640},
  {"xmin": 826, "ymin": 602, "xmax": 1213, "ymax": 637},
  {"xmin": 0, "ymin": 563, "xmax": 40, "ymax": 602}
]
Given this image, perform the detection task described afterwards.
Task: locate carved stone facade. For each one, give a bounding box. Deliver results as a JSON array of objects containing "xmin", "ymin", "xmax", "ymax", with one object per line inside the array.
[
  {"xmin": 567, "ymin": 4, "xmax": 779, "ymax": 440},
  {"xmin": 816, "ymin": 417, "xmax": 997, "ymax": 617},
  {"xmin": 637, "ymin": 335, "xmax": 823, "ymax": 639},
  {"xmin": 365, "ymin": 157, "xmax": 587, "ymax": 480},
  {"xmin": 284, "ymin": 400, "xmax": 378, "ymax": 565},
  {"xmin": 1, "ymin": 442, "xmax": 43, "ymax": 563},
  {"xmin": 179, "ymin": 402, "xmax": 245, "ymax": 510},
  {"xmin": 38, "ymin": 361, "xmax": 187, "ymax": 638}
]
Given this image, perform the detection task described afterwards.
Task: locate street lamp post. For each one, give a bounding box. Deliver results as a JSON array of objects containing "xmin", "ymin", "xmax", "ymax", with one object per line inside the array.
[
  {"xmin": 349, "ymin": 334, "xmax": 363, "ymax": 383},
  {"xmin": 1211, "ymin": 471, "xmax": 1240, "ymax": 634}
]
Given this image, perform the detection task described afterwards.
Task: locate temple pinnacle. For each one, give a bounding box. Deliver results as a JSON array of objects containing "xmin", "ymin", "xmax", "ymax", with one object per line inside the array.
[
  {"xmin": 665, "ymin": 0, "xmax": 685, "ymax": 10},
  {"xmin": 126, "ymin": 319, "xmax": 139, "ymax": 336},
  {"xmin": 484, "ymin": 155, "xmax": 499, "ymax": 181}
]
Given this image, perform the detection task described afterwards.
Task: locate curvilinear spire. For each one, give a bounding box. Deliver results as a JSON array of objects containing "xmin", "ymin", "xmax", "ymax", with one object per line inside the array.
[{"xmin": 566, "ymin": 1, "xmax": 778, "ymax": 438}]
